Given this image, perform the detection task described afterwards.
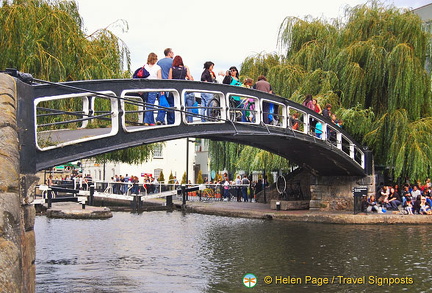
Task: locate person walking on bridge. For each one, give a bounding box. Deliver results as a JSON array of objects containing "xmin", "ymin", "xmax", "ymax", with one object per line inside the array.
[
  {"xmin": 200, "ymin": 61, "xmax": 216, "ymax": 121},
  {"xmin": 253, "ymin": 75, "xmax": 275, "ymax": 124},
  {"xmin": 144, "ymin": 53, "xmax": 162, "ymax": 126},
  {"xmin": 157, "ymin": 48, "xmax": 175, "ymax": 125},
  {"xmin": 168, "ymin": 55, "xmax": 195, "ymax": 123}
]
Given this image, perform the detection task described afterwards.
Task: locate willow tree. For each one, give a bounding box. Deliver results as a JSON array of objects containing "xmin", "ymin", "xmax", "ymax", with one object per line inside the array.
[
  {"xmin": 207, "ymin": 140, "xmax": 291, "ymax": 179},
  {"xmin": 208, "ymin": 141, "xmax": 244, "ymax": 176},
  {"xmin": 238, "ymin": 2, "xmax": 432, "ymax": 181},
  {"xmin": 0, "ymin": 0, "xmax": 155, "ymax": 164},
  {"xmin": 236, "ymin": 146, "xmax": 291, "ymax": 175},
  {"xmin": 0, "ymin": 0, "xmax": 130, "ymax": 80}
]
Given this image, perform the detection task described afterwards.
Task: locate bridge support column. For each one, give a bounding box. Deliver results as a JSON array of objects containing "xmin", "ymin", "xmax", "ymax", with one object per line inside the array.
[
  {"xmin": 309, "ymin": 174, "xmax": 375, "ymax": 211},
  {"xmin": 0, "ymin": 73, "xmax": 36, "ymax": 292}
]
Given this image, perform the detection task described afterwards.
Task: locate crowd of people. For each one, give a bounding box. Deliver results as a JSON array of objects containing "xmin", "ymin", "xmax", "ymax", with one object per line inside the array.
[
  {"xmin": 135, "ymin": 47, "xmax": 348, "ymax": 130},
  {"xmin": 46, "ymin": 173, "xmax": 93, "ymax": 190},
  {"xmin": 134, "ymin": 48, "xmax": 275, "ymax": 125},
  {"xmin": 187, "ymin": 173, "xmax": 269, "ymax": 203},
  {"xmin": 293, "ymin": 94, "xmax": 343, "ymax": 138},
  {"xmin": 365, "ymin": 179, "xmax": 432, "ymax": 215},
  {"xmin": 109, "ymin": 174, "xmax": 180, "ymax": 195}
]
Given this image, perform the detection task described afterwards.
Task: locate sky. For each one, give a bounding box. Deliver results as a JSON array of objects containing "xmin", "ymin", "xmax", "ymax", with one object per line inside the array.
[{"xmin": 76, "ymin": 0, "xmax": 432, "ymax": 80}]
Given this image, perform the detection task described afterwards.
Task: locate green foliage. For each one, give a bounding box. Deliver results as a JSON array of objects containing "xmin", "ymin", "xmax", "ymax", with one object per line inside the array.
[
  {"xmin": 364, "ymin": 110, "xmax": 432, "ymax": 180},
  {"xmin": 267, "ymin": 64, "xmax": 305, "ymax": 98},
  {"xmin": 0, "ymin": 0, "xmax": 130, "ymax": 81},
  {"xmin": 181, "ymin": 171, "xmax": 187, "ymax": 184},
  {"xmin": 158, "ymin": 170, "xmax": 165, "ymax": 182},
  {"xmin": 335, "ymin": 105, "xmax": 375, "ymax": 142},
  {"xmin": 208, "ymin": 141, "xmax": 244, "ymax": 175},
  {"xmin": 196, "ymin": 170, "xmax": 204, "ymax": 184},
  {"xmin": 235, "ymin": 146, "xmax": 290, "ymax": 174},
  {"xmin": 95, "ymin": 145, "xmax": 154, "ymax": 165},
  {"xmin": 387, "ymin": 43, "xmax": 430, "ymax": 120},
  {"xmin": 278, "ymin": 16, "xmax": 338, "ymax": 66},
  {"xmin": 168, "ymin": 171, "xmax": 174, "ymax": 183},
  {"xmin": 240, "ymin": 52, "xmax": 282, "ymax": 81}
]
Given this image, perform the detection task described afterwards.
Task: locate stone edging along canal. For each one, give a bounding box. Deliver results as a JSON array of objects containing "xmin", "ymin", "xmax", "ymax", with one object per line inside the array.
[{"xmin": 40, "ymin": 200, "xmax": 432, "ymax": 224}]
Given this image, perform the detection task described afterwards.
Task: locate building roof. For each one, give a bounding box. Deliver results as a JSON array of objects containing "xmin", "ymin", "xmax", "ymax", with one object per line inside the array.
[{"xmin": 413, "ymin": 3, "xmax": 432, "ymax": 22}]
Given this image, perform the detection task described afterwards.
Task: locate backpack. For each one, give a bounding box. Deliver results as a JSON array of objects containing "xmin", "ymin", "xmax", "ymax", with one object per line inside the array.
[
  {"xmin": 171, "ymin": 66, "xmax": 187, "ymax": 80},
  {"xmin": 133, "ymin": 66, "xmax": 150, "ymax": 78}
]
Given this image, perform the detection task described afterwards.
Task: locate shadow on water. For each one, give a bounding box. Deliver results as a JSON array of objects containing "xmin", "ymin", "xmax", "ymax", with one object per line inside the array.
[{"xmin": 35, "ymin": 211, "xmax": 431, "ymax": 293}]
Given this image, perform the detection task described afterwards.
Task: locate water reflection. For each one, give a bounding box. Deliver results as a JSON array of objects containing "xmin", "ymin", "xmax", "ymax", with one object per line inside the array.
[{"xmin": 36, "ymin": 212, "xmax": 432, "ymax": 292}]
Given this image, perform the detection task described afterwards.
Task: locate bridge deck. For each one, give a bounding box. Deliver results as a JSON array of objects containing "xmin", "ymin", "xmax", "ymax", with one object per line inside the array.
[{"xmin": 16, "ymin": 78, "xmax": 372, "ymax": 176}]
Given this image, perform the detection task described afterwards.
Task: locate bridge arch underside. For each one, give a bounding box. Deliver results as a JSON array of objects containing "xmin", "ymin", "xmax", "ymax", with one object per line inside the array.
[{"xmin": 31, "ymin": 123, "xmax": 366, "ymax": 176}]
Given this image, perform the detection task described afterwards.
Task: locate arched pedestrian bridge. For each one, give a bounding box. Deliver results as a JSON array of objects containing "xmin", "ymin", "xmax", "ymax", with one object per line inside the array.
[{"xmin": 16, "ymin": 77, "xmax": 372, "ymax": 176}]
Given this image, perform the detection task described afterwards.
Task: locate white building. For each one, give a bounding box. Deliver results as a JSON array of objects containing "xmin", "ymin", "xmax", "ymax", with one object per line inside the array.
[{"xmin": 82, "ymin": 138, "xmax": 207, "ymax": 184}]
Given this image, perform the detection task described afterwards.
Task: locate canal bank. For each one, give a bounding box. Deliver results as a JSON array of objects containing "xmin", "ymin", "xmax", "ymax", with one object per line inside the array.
[
  {"xmin": 40, "ymin": 198, "xmax": 432, "ymax": 224},
  {"xmin": 170, "ymin": 199, "xmax": 432, "ymax": 225}
]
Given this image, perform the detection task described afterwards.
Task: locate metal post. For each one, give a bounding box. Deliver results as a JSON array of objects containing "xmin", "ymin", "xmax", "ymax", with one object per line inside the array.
[
  {"xmin": 103, "ymin": 162, "xmax": 106, "ymax": 181},
  {"xmin": 132, "ymin": 194, "xmax": 138, "ymax": 211},
  {"xmin": 181, "ymin": 185, "xmax": 186, "ymax": 207},
  {"xmin": 137, "ymin": 195, "xmax": 142, "ymax": 210},
  {"xmin": 263, "ymin": 170, "xmax": 267, "ymax": 204},
  {"xmin": 186, "ymin": 138, "xmax": 189, "ymax": 187},
  {"xmin": 166, "ymin": 195, "xmax": 172, "ymax": 208},
  {"xmin": 47, "ymin": 189, "xmax": 52, "ymax": 208},
  {"xmin": 89, "ymin": 185, "xmax": 94, "ymax": 206}
]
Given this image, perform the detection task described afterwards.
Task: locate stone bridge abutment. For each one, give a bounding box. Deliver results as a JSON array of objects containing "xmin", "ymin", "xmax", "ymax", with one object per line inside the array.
[{"xmin": 0, "ymin": 73, "xmax": 36, "ymax": 292}]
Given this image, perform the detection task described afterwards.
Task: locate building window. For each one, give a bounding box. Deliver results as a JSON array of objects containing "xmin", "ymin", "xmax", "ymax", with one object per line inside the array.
[
  {"xmin": 153, "ymin": 144, "xmax": 163, "ymax": 158},
  {"xmin": 154, "ymin": 168, "xmax": 163, "ymax": 181}
]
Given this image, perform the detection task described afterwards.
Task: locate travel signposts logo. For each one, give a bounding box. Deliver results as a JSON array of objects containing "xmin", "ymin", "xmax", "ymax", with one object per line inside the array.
[{"xmin": 243, "ymin": 273, "xmax": 257, "ymax": 288}]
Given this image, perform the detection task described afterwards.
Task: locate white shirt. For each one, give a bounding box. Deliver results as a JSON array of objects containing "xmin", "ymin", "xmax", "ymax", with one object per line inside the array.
[{"xmin": 145, "ymin": 64, "xmax": 161, "ymax": 79}]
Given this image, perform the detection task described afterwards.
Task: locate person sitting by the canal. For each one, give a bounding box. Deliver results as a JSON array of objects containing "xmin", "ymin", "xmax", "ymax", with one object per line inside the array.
[
  {"xmin": 377, "ymin": 186, "xmax": 390, "ymax": 209},
  {"xmin": 403, "ymin": 197, "xmax": 414, "ymax": 214},
  {"xmin": 366, "ymin": 195, "xmax": 381, "ymax": 213},
  {"xmin": 401, "ymin": 185, "xmax": 412, "ymax": 206},
  {"xmin": 419, "ymin": 197, "xmax": 431, "ymax": 215},
  {"xmin": 424, "ymin": 188, "xmax": 432, "ymax": 208},
  {"xmin": 412, "ymin": 195, "xmax": 422, "ymax": 214},
  {"xmin": 387, "ymin": 186, "xmax": 402, "ymax": 210}
]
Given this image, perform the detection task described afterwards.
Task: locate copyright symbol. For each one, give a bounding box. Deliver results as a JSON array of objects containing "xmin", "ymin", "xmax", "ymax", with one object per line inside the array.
[{"xmin": 264, "ymin": 276, "xmax": 273, "ymax": 284}]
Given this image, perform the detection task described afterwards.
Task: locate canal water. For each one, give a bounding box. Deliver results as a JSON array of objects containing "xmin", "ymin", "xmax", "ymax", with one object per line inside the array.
[{"xmin": 35, "ymin": 211, "xmax": 431, "ymax": 292}]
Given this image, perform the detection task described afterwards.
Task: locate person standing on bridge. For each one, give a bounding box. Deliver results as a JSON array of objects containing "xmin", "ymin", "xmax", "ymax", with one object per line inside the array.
[
  {"xmin": 303, "ymin": 94, "xmax": 317, "ymax": 131},
  {"xmin": 144, "ymin": 53, "xmax": 162, "ymax": 126},
  {"xmin": 223, "ymin": 66, "xmax": 242, "ymax": 86},
  {"xmin": 322, "ymin": 103, "xmax": 332, "ymax": 120},
  {"xmin": 200, "ymin": 61, "xmax": 216, "ymax": 121},
  {"xmin": 158, "ymin": 48, "xmax": 174, "ymax": 79},
  {"xmin": 157, "ymin": 48, "xmax": 175, "ymax": 125},
  {"xmin": 168, "ymin": 55, "xmax": 195, "ymax": 123},
  {"xmin": 216, "ymin": 70, "xmax": 225, "ymax": 84},
  {"xmin": 253, "ymin": 75, "xmax": 275, "ymax": 124}
]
